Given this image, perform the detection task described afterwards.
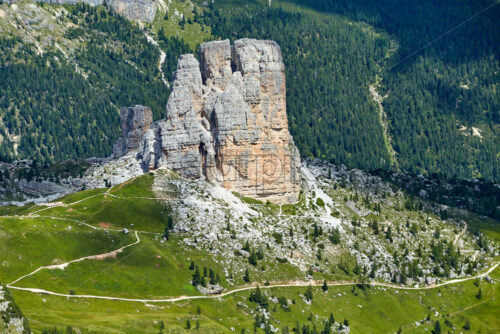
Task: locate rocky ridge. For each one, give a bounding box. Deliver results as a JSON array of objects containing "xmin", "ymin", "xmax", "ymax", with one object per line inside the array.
[
  {"xmin": 149, "ymin": 159, "xmax": 496, "ymax": 285},
  {"xmin": 0, "ymin": 285, "xmax": 30, "ymax": 334},
  {"xmin": 112, "ymin": 105, "xmax": 154, "ymax": 158},
  {"xmin": 7, "ymin": 0, "xmax": 157, "ymax": 22},
  {"xmin": 115, "ymin": 39, "xmax": 301, "ymax": 204}
]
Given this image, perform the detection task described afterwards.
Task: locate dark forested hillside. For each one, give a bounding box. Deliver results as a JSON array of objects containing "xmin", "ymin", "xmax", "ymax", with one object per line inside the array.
[
  {"xmin": 289, "ymin": 0, "xmax": 500, "ymax": 181},
  {"xmin": 0, "ymin": 3, "xmax": 188, "ymax": 162}
]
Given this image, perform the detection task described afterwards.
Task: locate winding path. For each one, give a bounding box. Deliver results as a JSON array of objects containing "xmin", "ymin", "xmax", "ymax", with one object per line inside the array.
[
  {"xmin": 8, "ymin": 231, "xmax": 140, "ymax": 287},
  {"xmin": 144, "ymin": 32, "xmax": 168, "ymax": 87},
  {"xmin": 7, "ymin": 263, "xmax": 498, "ymax": 303},
  {"xmin": 454, "ymin": 221, "xmax": 467, "ymax": 246},
  {"xmin": 3, "ymin": 180, "xmax": 497, "ymax": 305}
]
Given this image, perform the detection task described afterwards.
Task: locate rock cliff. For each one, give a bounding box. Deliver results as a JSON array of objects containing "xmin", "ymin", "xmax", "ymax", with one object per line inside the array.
[
  {"xmin": 116, "ymin": 39, "xmax": 301, "ymax": 204},
  {"xmin": 113, "ymin": 105, "xmax": 153, "ymax": 158},
  {"xmin": 8, "ymin": 0, "xmax": 157, "ymax": 22}
]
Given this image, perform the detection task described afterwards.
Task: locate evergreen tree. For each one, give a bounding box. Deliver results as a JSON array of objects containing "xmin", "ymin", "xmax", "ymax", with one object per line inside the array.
[
  {"xmin": 243, "ymin": 268, "xmax": 250, "ymax": 282},
  {"xmin": 304, "ymin": 285, "xmax": 313, "ymax": 302},
  {"xmin": 385, "ymin": 226, "xmax": 393, "ymax": 242},
  {"xmin": 328, "ymin": 313, "xmax": 335, "ymax": 325},
  {"xmin": 249, "ymin": 252, "xmax": 258, "ymax": 266},
  {"xmin": 192, "ymin": 266, "xmax": 201, "ymax": 286},
  {"xmin": 162, "ymin": 226, "xmax": 169, "ymax": 240},
  {"xmin": 432, "ymin": 320, "xmax": 441, "ymax": 334}
]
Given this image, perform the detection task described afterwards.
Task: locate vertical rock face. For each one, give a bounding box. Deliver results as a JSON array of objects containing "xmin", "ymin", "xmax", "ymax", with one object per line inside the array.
[
  {"xmin": 113, "ymin": 105, "xmax": 153, "ymax": 158},
  {"xmin": 205, "ymin": 39, "xmax": 301, "ymax": 204},
  {"xmin": 116, "ymin": 39, "xmax": 301, "ymax": 204}
]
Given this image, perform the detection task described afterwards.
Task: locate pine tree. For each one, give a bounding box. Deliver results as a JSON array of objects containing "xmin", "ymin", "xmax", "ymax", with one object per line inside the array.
[
  {"xmin": 385, "ymin": 226, "xmax": 393, "ymax": 242},
  {"xmin": 248, "ymin": 252, "xmax": 258, "ymax": 266},
  {"xmin": 209, "ymin": 269, "xmax": 215, "ymax": 284},
  {"xmin": 329, "ymin": 228, "xmax": 341, "ymax": 244},
  {"xmin": 322, "ymin": 280, "xmax": 328, "ymax": 292},
  {"xmin": 304, "ymin": 285, "xmax": 313, "ymax": 302},
  {"xmin": 243, "ymin": 240, "xmax": 250, "ymax": 252},
  {"xmin": 192, "ymin": 266, "xmax": 201, "ymax": 286},
  {"xmin": 243, "ymin": 268, "xmax": 250, "ymax": 282},
  {"xmin": 162, "ymin": 226, "xmax": 169, "ymax": 240},
  {"xmin": 323, "ymin": 321, "xmax": 331, "ymax": 334},
  {"xmin": 328, "ymin": 313, "xmax": 335, "ymax": 325},
  {"xmin": 432, "ymin": 320, "xmax": 441, "ymax": 334}
]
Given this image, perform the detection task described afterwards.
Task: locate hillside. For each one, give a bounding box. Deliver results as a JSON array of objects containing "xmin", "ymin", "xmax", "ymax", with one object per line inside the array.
[
  {"xmin": 201, "ymin": 0, "xmax": 499, "ymax": 181},
  {"xmin": 0, "ymin": 2, "xmax": 498, "ymax": 332},
  {"xmin": 0, "ymin": 1, "xmax": 185, "ymax": 162},
  {"xmin": 0, "ymin": 160, "xmax": 498, "ymax": 332},
  {"xmin": 0, "ymin": 0, "xmax": 498, "ymax": 182}
]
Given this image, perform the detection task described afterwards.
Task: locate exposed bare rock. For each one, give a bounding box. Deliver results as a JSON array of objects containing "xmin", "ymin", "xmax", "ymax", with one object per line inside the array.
[
  {"xmin": 113, "ymin": 105, "xmax": 153, "ymax": 158},
  {"xmin": 0, "ymin": 285, "xmax": 31, "ymax": 334},
  {"xmin": 17, "ymin": 179, "xmax": 69, "ymax": 197},
  {"xmin": 8, "ymin": 0, "xmax": 157, "ymax": 22},
  {"xmin": 200, "ymin": 39, "xmax": 233, "ymax": 90},
  {"xmin": 107, "ymin": 0, "xmax": 157, "ymax": 22},
  {"xmin": 211, "ymin": 39, "xmax": 300, "ymax": 203},
  {"xmin": 115, "ymin": 39, "xmax": 301, "ymax": 204}
]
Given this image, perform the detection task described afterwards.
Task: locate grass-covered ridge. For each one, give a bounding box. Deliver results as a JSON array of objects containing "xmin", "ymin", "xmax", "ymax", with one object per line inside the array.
[{"xmin": 0, "ymin": 164, "xmax": 498, "ymax": 332}]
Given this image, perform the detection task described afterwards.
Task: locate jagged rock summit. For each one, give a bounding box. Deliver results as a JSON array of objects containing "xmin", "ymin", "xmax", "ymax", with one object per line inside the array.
[{"xmin": 114, "ymin": 39, "xmax": 301, "ymax": 204}]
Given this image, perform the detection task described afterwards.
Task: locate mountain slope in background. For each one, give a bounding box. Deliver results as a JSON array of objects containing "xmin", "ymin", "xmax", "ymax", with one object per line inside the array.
[
  {"xmin": 203, "ymin": 0, "xmax": 499, "ymax": 181},
  {"xmin": 0, "ymin": 1, "xmax": 182, "ymax": 162},
  {"xmin": 0, "ymin": 0, "xmax": 498, "ymax": 180}
]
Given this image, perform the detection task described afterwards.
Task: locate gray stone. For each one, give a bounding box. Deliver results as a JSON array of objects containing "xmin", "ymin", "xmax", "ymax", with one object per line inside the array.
[
  {"xmin": 113, "ymin": 105, "xmax": 153, "ymax": 158},
  {"xmin": 9, "ymin": 0, "xmax": 157, "ymax": 22},
  {"xmin": 114, "ymin": 39, "xmax": 301, "ymax": 204}
]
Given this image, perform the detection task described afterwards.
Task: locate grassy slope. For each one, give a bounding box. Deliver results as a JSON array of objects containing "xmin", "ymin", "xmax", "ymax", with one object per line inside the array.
[
  {"xmin": 19, "ymin": 234, "xmax": 211, "ymax": 299},
  {"xmin": 0, "ymin": 216, "xmax": 134, "ymax": 284},
  {"xmin": 0, "ymin": 174, "xmax": 498, "ymax": 332},
  {"xmin": 40, "ymin": 176, "xmax": 169, "ymax": 233},
  {"xmin": 10, "ymin": 267, "xmax": 499, "ymax": 333},
  {"xmin": 150, "ymin": 0, "xmax": 212, "ymax": 49}
]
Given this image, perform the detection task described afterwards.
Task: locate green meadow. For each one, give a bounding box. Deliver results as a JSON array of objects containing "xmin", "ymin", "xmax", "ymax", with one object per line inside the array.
[
  {"xmin": 0, "ymin": 174, "xmax": 497, "ymax": 333},
  {"xmin": 9, "ymin": 267, "xmax": 499, "ymax": 333}
]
